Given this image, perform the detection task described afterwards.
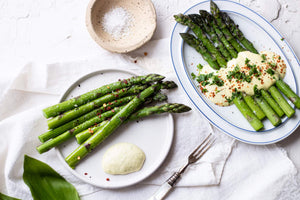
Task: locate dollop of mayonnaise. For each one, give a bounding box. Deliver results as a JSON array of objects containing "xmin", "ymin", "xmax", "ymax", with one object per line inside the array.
[
  {"xmin": 198, "ymin": 51, "xmax": 286, "ymax": 106},
  {"xmin": 102, "ymin": 143, "xmax": 145, "ymax": 175}
]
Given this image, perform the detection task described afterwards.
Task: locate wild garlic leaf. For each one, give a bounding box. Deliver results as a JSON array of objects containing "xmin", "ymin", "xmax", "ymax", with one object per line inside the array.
[
  {"xmin": 23, "ymin": 155, "xmax": 80, "ymax": 200},
  {"xmin": 0, "ymin": 193, "xmax": 20, "ymax": 200}
]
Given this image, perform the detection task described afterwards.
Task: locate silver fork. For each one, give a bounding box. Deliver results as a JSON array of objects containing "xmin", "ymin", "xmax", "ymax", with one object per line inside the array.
[{"xmin": 147, "ymin": 133, "xmax": 215, "ymax": 200}]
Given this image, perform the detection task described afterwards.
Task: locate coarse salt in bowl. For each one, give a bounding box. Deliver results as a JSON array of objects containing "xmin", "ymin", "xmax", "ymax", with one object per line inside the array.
[{"xmin": 86, "ymin": 0, "xmax": 156, "ymax": 53}]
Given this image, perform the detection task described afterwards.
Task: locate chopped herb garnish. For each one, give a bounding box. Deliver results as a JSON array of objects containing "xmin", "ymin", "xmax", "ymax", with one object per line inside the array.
[
  {"xmin": 232, "ymin": 90, "xmax": 242, "ymax": 100},
  {"xmin": 245, "ymin": 58, "xmax": 250, "ymax": 64},
  {"xmin": 197, "ymin": 63, "xmax": 204, "ymax": 71},
  {"xmin": 197, "ymin": 73, "xmax": 213, "ymax": 86},
  {"xmin": 210, "ymin": 75, "xmax": 224, "ymax": 86},
  {"xmin": 202, "ymin": 88, "xmax": 208, "ymax": 93},
  {"xmin": 201, "ymin": 81, "xmax": 210, "ymax": 86},
  {"xmin": 261, "ymin": 54, "xmax": 266, "ymax": 63},
  {"xmin": 278, "ymin": 56, "xmax": 281, "ymax": 60},
  {"xmin": 253, "ymin": 85, "xmax": 261, "ymax": 97},
  {"xmin": 245, "ymin": 76, "xmax": 252, "ymax": 83},
  {"xmin": 226, "ymin": 89, "xmax": 242, "ymax": 103},
  {"xmin": 268, "ymin": 62, "xmax": 276, "ymax": 68},
  {"xmin": 248, "ymin": 66, "xmax": 259, "ymax": 77},
  {"xmin": 227, "ymin": 65, "xmax": 253, "ymax": 83},
  {"xmin": 191, "ymin": 72, "xmax": 196, "ymax": 80},
  {"xmin": 266, "ymin": 68, "xmax": 275, "ymax": 75}
]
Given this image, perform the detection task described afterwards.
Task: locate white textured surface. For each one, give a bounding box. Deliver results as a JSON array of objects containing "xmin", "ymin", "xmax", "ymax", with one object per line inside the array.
[{"xmin": 0, "ymin": 0, "xmax": 299, "ymax": 199}]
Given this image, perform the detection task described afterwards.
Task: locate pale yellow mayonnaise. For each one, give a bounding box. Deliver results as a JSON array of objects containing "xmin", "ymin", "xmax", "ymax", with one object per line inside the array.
[
  {"xmin": 102, "ymin": 143, "xmax": 145, "ymax": 175},
  {"xmin": 198, "ymin": 51, "xmax": 286, "ymax": 106}
]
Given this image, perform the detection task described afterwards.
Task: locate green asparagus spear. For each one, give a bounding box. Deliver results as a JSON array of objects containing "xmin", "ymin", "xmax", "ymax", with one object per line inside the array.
[
  {"xmin": 75, "ymin": 103, "xmax": 191, "ymax": 144},
  {"xmin": 220, "ymin": 12, "xmax": 258, "ymax": 54},
  {"xmin": 65, "ymin": 82, "xmax": 177, "ymax": 168},
  {"xmin": 174, "ymin": 14, "xmax": 227, "ymax": 68},
  {"xmin": 276, "ymin": 80, "xmax": 300, "ymax": 109},
  {"xmin": 39, "ymin": 93, "xmax": 167, "ymax": 143},
  {"xmin": 254, "ymin": 96, "xmax": 281, "ymax": 126},
  {"xmin": 42, "ymin": 74, "xmax": 165, "ymax": 118},
  {"xmin": 210, "ymin": 1, "xmax": 246, "ymax": 53},
  {"xmin": 188, "ymin": 14, "xmax": 232, "ymax": 61},
  {"xmin": 37, "ymin": 107, "xmax": 122, "ymax": 154},
  {"xmin": 200, "ymin": 10, "xmax": 238, "ymax": 58},
  {"xmin": 75, "ymin": 121, "xmax": 108, "ymax": 145},
  {"xmin": 180, "ymin": 33, "xmax": 220, "ymax": 70},
  {"xmin": 47, "ymin": 85, "xmax": 147, "ymax": 129},
  {"xmin": 39, "ymin": 95, "xmax": 135, "ymax": 143},
  {"xmin": 261, "ymin": 90, "xmax": 284, "ymax": 117},
  {"xmin": 233, "ymin": 96, "xmax": 264, "ymax": 131},
  {"xmin": 37, "ymin": 82, "xmax": 177, "ymax": 154},
  {"xmin": 269, "ymin": 86, "xmax": 295, "ymax": 118},
  {"xmin": 243, "ymin": 95, "xmax": 265, "ymax": 120}
]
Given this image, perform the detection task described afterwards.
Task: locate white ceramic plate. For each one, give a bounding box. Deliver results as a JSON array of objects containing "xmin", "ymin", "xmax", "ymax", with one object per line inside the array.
[
  {"xmin": 170, "ymin": 0, "xmax": 300, "ymax": 144},
  {"xmin": 55, "ymin": 69, "xmax": 174, "ymax": 188}
]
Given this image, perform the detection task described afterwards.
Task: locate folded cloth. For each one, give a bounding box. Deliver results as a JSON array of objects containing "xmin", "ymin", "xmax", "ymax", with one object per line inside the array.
[{"xmin": 0, "ymin": 52, "xmax": 234, "ymax": 199}]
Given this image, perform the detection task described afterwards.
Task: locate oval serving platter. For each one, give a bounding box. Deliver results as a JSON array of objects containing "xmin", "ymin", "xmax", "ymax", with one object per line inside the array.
[
  {"xmin": 55, "ymin": 69, "xmax": 174, "ymax": 188},
  {"xmin": 170, "ymin": 0, "xmax": 300, "ymax": 144}
]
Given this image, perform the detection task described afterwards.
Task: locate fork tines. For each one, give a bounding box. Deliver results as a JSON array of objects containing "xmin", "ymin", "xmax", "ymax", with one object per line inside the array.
[{"xmin": 189, "ymin": 133, "xmax": 215, "ymax": 162}]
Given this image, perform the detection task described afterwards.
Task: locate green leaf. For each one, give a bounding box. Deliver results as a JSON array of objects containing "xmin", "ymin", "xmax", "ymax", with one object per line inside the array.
[
  {"xmin": 0, "ymin": 193, "xmax": 20, "ymax": 200},
  {"xmin": 191, "ymin": 72, "xmax": 196, "ymax": 80},
  {"xmin": 23, "ymin": 155, "xmax": 80, "ymax": 200},
  {"xmin": 266, "ymin": 68, "xmax": 275, "ymax": 75},
  {"xmin": 253, "ymin": 85, "xmax": 261, "ymax": 98},
  {"xmin": 196, "ymin": 63, "xmax": 204, "ymax": 71},
  {"xmin": 261, "ymin": 54, "xmax": 266, "ymax": 62}
]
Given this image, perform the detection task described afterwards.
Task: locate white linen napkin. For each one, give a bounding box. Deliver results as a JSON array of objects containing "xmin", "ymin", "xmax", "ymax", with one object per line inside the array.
[{"xmin": 0, "ymin": 51, "xmax": 234, "ymax": 199}]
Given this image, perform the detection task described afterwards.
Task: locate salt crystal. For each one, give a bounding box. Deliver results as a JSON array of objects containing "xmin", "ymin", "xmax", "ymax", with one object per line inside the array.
[{"xmin": 101, "ymin": 7, "xmax": 133, "ymax": 40}]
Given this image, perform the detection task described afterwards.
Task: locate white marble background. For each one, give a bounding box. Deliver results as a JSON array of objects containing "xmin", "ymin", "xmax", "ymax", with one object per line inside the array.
[{"xmin": 0, "ymin": 0, "xmax": 299, "ymax": 199}]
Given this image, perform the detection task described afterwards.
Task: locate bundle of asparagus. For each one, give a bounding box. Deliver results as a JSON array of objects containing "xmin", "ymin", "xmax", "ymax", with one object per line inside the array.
[
  {"xmin": 174, "ymin": 0, "xmax": 300, "ymax": 130},
  {"xmin": 37, "ymin": 74, "xmax": 191, "ymax": 168}
]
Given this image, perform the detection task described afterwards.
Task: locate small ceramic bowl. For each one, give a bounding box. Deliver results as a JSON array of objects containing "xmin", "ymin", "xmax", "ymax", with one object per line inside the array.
[{"xmin": 86, "ymin": 0, "xmax": 157, "ymax": 53}]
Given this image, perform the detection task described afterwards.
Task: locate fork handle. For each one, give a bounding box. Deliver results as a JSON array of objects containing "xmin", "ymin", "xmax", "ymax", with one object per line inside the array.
[
  {"xmin": 147, "ymin": 172, "xmax": 181, "ymax": 200},
  {"xmin": 166, "ymin": 172, "xmax": 181, "ymax": 186},
  {"xmin": 147, "ymin": 182, "xmax": 172, "ymax": 200}
]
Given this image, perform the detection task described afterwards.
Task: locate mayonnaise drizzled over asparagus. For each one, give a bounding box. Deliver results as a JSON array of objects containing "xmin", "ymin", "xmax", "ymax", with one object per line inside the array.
[{"xmin": 198, "ymin": 51, "xmax": 286, "ymax": 106}]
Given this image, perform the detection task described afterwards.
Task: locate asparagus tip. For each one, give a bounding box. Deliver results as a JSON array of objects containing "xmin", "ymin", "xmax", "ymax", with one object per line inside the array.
[{"xmin": 161, "ymin": 81, "xmax": 177, "ymax": 89}]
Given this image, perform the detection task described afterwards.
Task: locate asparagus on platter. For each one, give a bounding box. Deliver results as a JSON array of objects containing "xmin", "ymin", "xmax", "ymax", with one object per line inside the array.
[
  {"xmin": 75, "ymin": 103, "xmax": 191, "ymax": 144},
  {"xmin": 174, "ymin": 14, "xmax": 227, "ymax": 68},
  {"xmin": 188, "ymin": 14, "xmax": 232, "ymax": 61},
  {"xmin": 199, "ymin": 10, "xmax": 238, "ymax": 58},
  {"xmin": 220, "ymin": 11, "xmax": 258, "ymax": 54},
  {"xmin": 243, "ymin": 95, "xmax": 265, "ymax": 120},
  {"xmin": 254, "ymin": 95, "xmax": 281, "ymax": 127},
  {"xmin": 233, "ymin": 95, "xmax": 264, "ymax": 131},
  {"xmin": 269, "ymin": 86, "xmax": 295, "ymax": 118},
  {"xmin": 210, "ymin": 0, "xmax": 246, "ymax": 53},
  {"xmin": 261, "ymin": 90, "xmax": 284, "ymax": 117},
  {"xmin": 276, "ymin": 80, "xmax": 300, "ymax": 109},
  {"xmin": 174, "ymin": 0, "xmax": 300, "ymax": 130},
  {"xmin": 65, "ymin": 82, "xmax": 177, "ymax": 168},
  {"xmin": 42, "ymin": 74, "xmax": 165, "ymax": 118},
  {"xmin": 180, "ymin": 33, "xmax": 220, "ymax": 70}
]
